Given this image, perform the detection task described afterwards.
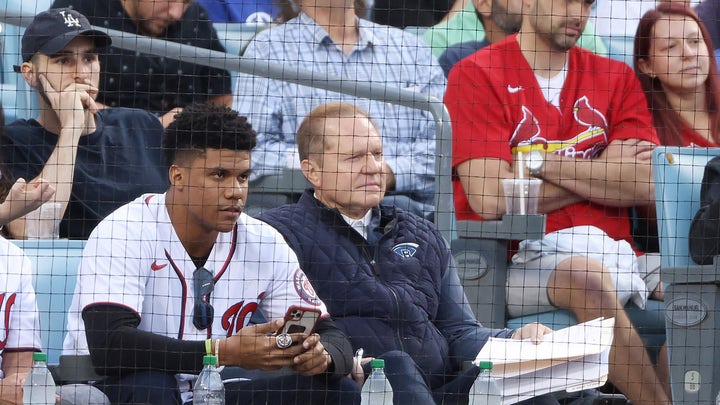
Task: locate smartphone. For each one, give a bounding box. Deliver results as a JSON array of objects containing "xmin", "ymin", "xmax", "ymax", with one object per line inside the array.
[{"xmin": 277, "ymin": 305, "xmax": 322, "ymax": 335}]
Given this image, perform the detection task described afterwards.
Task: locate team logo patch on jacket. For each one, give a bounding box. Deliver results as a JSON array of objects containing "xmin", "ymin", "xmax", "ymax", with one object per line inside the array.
[
  {"xmin": 392, "ymin": 243, "xmax": 419, "ymax": 258},
  {"xmin": 293, "ymin": 269, "xmax": 321, "ymax": 306}
]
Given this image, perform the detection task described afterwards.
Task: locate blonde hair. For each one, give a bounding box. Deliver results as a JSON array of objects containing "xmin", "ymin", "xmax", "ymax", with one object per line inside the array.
[{"xmin": 296, "ymin": 102, "xmax": 373, "ymax": 162}]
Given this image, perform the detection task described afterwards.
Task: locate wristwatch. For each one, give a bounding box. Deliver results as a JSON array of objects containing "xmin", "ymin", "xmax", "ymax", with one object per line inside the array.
[{"xmin": 525, "ymin": 150, "xmax": 544, "ymax": 178}]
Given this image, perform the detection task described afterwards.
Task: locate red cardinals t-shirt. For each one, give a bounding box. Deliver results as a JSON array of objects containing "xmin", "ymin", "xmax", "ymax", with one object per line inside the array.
[{"xmin": 446, "ymin": 35, "xmax": 659, "ymax": 245}]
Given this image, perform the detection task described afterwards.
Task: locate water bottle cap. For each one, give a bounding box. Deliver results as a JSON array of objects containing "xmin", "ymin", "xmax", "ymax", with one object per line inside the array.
[
  {"xmin": 370, "ymin": 358, "xmax": 385, "ymax": 369},
  {"xmin": 477, "ymin": 361, "xmax": 493, "ymax": 370},
  {"xmin": 202, "ymin": 355, "xmax": 218, "ymax": 366},
  {"xmin": 32, "ymin": 352, "xmax": 47, "ymax": 362}
]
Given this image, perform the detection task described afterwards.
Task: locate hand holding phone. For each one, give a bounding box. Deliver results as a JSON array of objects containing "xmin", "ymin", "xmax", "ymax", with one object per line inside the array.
[{"xmin": 276, "ymin": 305, "xmax": 322, "ymax": 336}]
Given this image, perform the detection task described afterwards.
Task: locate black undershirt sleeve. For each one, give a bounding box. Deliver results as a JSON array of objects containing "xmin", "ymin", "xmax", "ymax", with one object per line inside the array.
[
  {"xmin": 314, "ymin": 316, "xmax": 354, "ymax": 379},
  {"xmin": 82, "ymin": 303, "xmax": 205, "ymax": 376},
  {"xmin": 83, "ymin": 303, "xmax": 354, "ymax": 379}
]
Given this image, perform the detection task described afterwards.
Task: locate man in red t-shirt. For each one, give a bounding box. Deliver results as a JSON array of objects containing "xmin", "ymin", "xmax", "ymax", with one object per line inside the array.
[{"xmin": 445, "ymin": 0, "xmax": 671, "ymax": 403}]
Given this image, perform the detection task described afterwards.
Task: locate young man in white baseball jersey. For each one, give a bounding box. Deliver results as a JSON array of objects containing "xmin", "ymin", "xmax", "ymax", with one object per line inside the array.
[
  {"xmin": 0, "ymin": 234, "xmax": 42, "ymax": 404},
  {"xmin": 0, "ymin": 106, "xmax": 43, "ymax": 403},
  {"xmin": 62, "ymin": 103, "xmax": 360, "ymax": 404}
]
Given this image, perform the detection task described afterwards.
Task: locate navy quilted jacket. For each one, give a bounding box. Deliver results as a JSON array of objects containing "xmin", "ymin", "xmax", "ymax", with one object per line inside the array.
[{"xmin": 260, "ymin": 190, "xmax": 511, "ymax": 388}]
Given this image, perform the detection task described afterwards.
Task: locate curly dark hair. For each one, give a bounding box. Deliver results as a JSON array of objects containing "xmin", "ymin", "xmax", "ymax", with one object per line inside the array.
[{"xmin": 162, "ymin": 103, "xmax": 257, "ymax": 166}]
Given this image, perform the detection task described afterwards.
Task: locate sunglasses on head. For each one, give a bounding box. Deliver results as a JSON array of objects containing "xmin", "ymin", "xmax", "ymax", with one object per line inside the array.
[{"xmin": 193, "ymin": 267, "xmax": 215, "ymax": 330}]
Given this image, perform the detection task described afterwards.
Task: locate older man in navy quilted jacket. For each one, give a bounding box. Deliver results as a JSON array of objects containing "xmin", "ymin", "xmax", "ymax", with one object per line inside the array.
[{"xmin": 259, "ymin": 102, "xmax": 555, "ymax": 405}]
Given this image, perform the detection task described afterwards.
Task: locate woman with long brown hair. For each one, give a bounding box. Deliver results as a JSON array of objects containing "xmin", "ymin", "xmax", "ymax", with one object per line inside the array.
[
  {"xmin": 631, "ymin": 3, "xmax": 720, "ymax": 256},
  {"xmin": 634, "ymin": 2, "xmax": 720, "ymax": 146}
]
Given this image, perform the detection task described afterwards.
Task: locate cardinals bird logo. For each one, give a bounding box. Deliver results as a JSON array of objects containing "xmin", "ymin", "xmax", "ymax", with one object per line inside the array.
[
  {"xmin": 573, "ymin": 96, "xmax": 608, "ymax": 129},
  {"xmin": 511, "ymin": 97, "xmax": 609, "ymax": 157},
  {"xmin": 510, "ymin": 106, "xmax": 544, "ymax": 149}
]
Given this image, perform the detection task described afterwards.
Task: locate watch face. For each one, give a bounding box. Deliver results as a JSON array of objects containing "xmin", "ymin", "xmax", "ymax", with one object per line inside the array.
[{"xmin": 526, "ymin": 151, "xmax": 543, "ymax": 170}]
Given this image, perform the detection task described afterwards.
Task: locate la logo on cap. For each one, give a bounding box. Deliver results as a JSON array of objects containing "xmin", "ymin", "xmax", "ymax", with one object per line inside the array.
[{"xmin": 59, "ymin": 10, "xmax": 81, "ymax": 28}]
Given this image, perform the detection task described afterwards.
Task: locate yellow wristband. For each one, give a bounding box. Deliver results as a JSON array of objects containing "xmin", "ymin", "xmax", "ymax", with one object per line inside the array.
[
  {"xmin": 215, "ymin": 338, "xmax": 221, "ymax": 363},
  {"xmin": 205, "ymin": 339, "xmax": 212, "ymax": 356}
]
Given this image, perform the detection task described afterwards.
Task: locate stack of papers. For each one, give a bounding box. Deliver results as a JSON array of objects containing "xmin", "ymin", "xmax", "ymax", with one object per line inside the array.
[{"xmin": 474, "ymin": 317, "xmax": 615, "ymax": 404}]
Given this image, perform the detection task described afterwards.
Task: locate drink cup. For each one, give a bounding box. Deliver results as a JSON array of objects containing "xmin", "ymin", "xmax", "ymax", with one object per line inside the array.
[
  {"xmin": 501, "ymin": 178, "xmax": 542, "ymax": 215},
  {"xmin": 24, "ymin": 202, "xmax": 62, "ymax": 239}
]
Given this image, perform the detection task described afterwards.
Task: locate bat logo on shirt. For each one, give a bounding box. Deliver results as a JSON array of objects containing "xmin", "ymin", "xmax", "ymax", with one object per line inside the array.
[
  {"xmin": 0, "ymin": 293, "xmax": 17, "ymax": 350},
  {"xmin": 391, "ymin": 243, "xmax": 419, "ymax": 258}
]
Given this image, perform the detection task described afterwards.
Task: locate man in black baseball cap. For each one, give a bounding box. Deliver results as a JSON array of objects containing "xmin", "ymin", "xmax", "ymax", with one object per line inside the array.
[
  {"xmin": 13, "ymin": 8, "xmax": 110, "ymax": 72},
  {"xmin": 2, "ymin": 7, "xmax": 168, "ymax": 240}
]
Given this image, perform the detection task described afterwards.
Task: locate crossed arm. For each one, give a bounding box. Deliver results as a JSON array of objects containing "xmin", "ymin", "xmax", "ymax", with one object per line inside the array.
[{"xmin": 456, "ymin": 139, "xmax": 656, "ymax": 220}]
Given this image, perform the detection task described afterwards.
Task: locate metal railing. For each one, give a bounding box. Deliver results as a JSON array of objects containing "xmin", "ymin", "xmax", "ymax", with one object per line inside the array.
[{"xmin": 1, "ymin": 8, "xmax": 454, "ymax": 240}]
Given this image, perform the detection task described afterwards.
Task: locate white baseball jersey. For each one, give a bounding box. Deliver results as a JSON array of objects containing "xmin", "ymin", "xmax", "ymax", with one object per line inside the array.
[
  {"xmin": 0, "ymin": 238, "xmax": 42, "ymax": 378},
  {"xmin": 63, "ymin": 193, "xmax": 327, "ymax": 397}
]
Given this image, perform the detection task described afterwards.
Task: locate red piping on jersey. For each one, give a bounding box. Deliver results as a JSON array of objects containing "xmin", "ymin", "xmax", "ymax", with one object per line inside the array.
[
  {"xmin": 164, "ymin": 223, "xmax": 238, "ymax": 340},
  {"xmin": 214, "ymin": 224, "xmax": 238, "ymax": 282},
  {"xmin": 0, "ymin": 293, "xmax": 16, "ymax": 350},
  {"xmin": 165, "ymin": 251, "xmax": 188, "ymax": 340}
]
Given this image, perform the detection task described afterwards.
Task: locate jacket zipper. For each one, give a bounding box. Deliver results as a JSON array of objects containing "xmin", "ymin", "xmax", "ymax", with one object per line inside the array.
[{"xmin": 364, "ymin": 232, "xmax": 405, "ymax": 352}]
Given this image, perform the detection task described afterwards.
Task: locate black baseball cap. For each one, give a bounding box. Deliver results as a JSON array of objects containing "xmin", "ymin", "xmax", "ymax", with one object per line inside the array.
[{"xmin": 13, "ymin": 8, "xmax": 111, "ymax": 72}]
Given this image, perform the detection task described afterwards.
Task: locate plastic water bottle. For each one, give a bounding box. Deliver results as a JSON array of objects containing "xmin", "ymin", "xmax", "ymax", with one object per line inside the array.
[
  {"xmin": 361, "ymin": 358, "xmax": 393, "ymax": 405},
  {"xmin": 469, "ymin": 361, "xmax": 502, "ymax": 405},
  {"xmin": 193, "ymin": 355, "xmax": 224, "ymax": 405},
  {"xmin": 23, "ymin": 352, "xmax": 56, "ymax": 405}
]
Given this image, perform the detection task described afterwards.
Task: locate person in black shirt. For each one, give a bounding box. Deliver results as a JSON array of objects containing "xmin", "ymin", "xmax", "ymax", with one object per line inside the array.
[
  {"xmin": 5, "ymin": 8, "xmax": 168, "ymax": 239},
  {"xmin": 51, "ymin": 0, "xmax": 233, "ymax": 123},
  {"xmin": 372, "ymin": 0, "xmax": 454, "ymax": 28}
]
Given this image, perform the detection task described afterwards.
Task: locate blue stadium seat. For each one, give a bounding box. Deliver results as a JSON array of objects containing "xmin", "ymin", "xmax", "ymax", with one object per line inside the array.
[
  {"xmin": 652, "ymin": 146, "xmax": 720, "ymax": 404},
  {"xmin": 453, "ymin": 216, "xmax": 666, "ymax": 341},
  {"xmin": 10, "ymin": 239, "xmax": 107, "ymax": 404},
  {"xmin": 11, "ymin": 239, "xmax": 85, "ymax": 365},
  {"xmin": 654, "ymin": 147, "xmax": 720, "ymax": 268}
]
